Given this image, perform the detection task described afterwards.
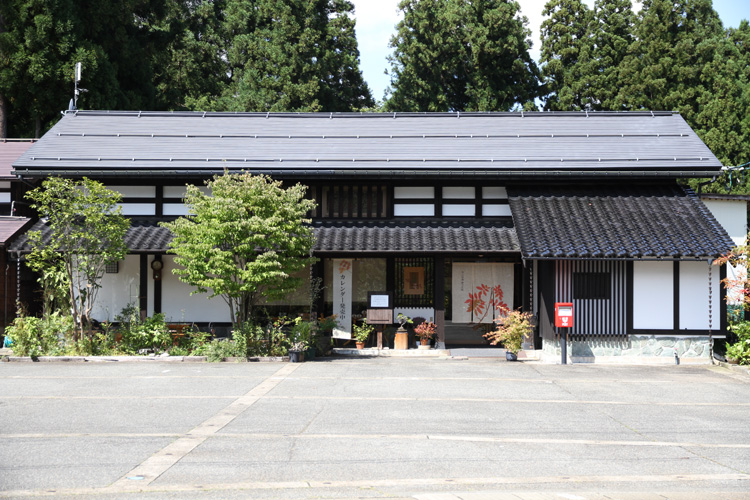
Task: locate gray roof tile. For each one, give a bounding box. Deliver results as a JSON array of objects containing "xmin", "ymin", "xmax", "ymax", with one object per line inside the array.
[
  {"xmin": 508, "ymin": 184, "xmax": 734, "ymax": 259},
  {"xmin": 13, "ymin": 111, "xmax": 722, "ymax": 178}
]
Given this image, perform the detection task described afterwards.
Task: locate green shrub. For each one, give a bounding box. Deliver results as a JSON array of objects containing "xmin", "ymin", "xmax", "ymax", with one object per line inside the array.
[
  {"xmin": 192, "ymin": 338, "xmax": 243, "ymax": 362},
  {"xmin": 4, "ymin": 312, "xmax": 74, "ymax": 358},
  {"xmin": 727, "ymin": 321, "xmax": 750, "ymax": 365},
  {"xmin": 115, "ymin": 304, "xmax": 171, "ymax": 354}
]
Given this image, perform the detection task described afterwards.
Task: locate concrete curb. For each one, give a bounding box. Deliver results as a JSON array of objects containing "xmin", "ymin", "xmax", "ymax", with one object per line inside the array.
[{"xmin": 0, "ymin": 354, "xmax": 290, "ymax": 363}]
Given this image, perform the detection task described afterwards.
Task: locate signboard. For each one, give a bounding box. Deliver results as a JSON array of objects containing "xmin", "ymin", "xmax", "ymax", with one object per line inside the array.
[
  {"xmin": 555, "ymin": 302, "xmax": 573, "ymax": 328},
  {"xmin": 368, "ymin": 292, "xmax": 392, "ymax": 309},
  {"xmin": 332, "ymin": 259, "xmax": 352, "ymax": 339}
]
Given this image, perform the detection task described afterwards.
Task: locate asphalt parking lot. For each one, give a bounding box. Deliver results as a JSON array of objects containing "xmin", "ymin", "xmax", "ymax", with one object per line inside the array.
[{"xmin": 1, "ymin": 357, "xmax": 750, "ymax": 499}]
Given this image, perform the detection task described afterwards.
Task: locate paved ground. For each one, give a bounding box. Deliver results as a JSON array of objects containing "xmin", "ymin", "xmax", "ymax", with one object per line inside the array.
[{"xmin": 1, "ymin": 357, "xmax": 750, "ymax": 499}]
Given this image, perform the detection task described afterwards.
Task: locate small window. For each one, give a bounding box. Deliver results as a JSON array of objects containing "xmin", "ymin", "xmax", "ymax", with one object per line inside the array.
[
  {"xmin": 105, "ymin": 262, "xmax": 120, "ymax": 274},
  {"xmin": 573, "ymin": 272, "xmax": 610, "ymax": 300}
]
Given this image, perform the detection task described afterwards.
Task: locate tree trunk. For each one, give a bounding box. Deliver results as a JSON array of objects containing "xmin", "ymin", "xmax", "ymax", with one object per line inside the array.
[{"xmin": 35, "ymin": 116, "xmax": 41, "ymax": 139}]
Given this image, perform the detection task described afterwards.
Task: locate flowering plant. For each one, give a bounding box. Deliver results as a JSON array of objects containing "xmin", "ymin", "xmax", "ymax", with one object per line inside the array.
[
  {"xmin": 484, "ymin": 307, "xmax": 533, "ymax": 354},
  {"xmin": 413, "ymin": 321, "xmax": 437, "ymax": 341}
]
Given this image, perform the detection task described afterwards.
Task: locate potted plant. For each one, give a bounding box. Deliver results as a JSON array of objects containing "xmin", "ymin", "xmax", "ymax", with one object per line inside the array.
[
  {"xmin": 288, "ymin": 318, "xmax": 313, "ymax": 362},
  {"xmin": 394, "ymin": 313, "xmax": 412, "ymax": 350},
  {"xmin": 414, "ymin": 321, "xmax": 437, "ymax": 349},
  {"xmin": 352, "ymin": 322, "xmax": 373, "ymax": 349},
  {"xmin": 484, "ymin": 308, "xmax": 533, "ymax": 361}
]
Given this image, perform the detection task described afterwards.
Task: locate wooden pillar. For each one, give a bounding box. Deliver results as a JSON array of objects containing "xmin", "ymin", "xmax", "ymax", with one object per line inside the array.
[
  {"xmin": 139, "ymin": 254, "xmax": 148, "ymax": 320},
  {"xmin": 434, "ymin": 256, "xmax": 445, "ymax": 348}
]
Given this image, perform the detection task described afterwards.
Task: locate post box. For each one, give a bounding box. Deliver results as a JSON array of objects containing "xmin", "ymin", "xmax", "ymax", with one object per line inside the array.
[{"xmin": 554, "ymin": 302, "xmax": 573, "ymax": 328}]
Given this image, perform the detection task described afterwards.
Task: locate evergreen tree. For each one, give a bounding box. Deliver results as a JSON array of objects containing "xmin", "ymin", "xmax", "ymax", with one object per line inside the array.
[
  {"xmin": 152, "ymin": 0, "xmax": 228, "ymax": 111},
  {"xmin": 539, "ymin": 0, "xmax": 592, "ymax": 111},
  {"xmin": 385, "ymin": 0, "xmax": 540, "ymax": 112},
  {"xmin": 216, "ymin": 0, "xmax": 372, "ymax": 112},
  {"xmin": 615, "ymin": 0, "xmax": 723, "ymax": 114},
  {"xmin": 0, "ymin": 0, "xmax": 161, "ymax": 137},
  {"xmin": 580, "ymin": 0, "xmax": 635, "ymax": 110}
]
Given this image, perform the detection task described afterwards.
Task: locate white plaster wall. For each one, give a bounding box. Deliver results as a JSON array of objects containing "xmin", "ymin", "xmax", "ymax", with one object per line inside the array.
[
  {"xmin": 394, "ymin": 187, "xmax": 434, "ymax": 199},
  {"xmin": 443, "ymin": 204, "xmax": 475, "ymax": 216},
  {"xmin": 482, "ymin": 204, "xmax": 512, "ymax": 216},
  {"xmin": 120, "ymin": 203, "xmax": 156, "ymax": 216},
  {"xmin": 109, "ymin": 186, "xmax": 156, "ymax": 198},
  {"xmin": 443, "ymin": 187, "xmax": 475, "ymax": 199},
  {"xmin": 702, "ymin": 199, "xmax": 747, "ymax": 246},
  {"xmin": 394, "ymin": 204, "xmax": 435, "ymax": 216},
  {"xmin": 633, "ymin": 261, "xmax": 673, "ymax": 330},
  {"xmin": 160, "ymin": 256, "xmax": 232, "ymax": 323},
  {"xmin": 91, "ymin": 255, "xmax": 141, "ymax": 322},
  {"xmin": 679, "ymin": 261, "xmax": 720, "ymax": 330}
]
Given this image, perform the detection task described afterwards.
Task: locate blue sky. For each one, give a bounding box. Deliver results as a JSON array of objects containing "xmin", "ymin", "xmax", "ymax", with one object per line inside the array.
[{"xmin": 350, "ymin": 0, "xmax": 749, "ymax": 103}]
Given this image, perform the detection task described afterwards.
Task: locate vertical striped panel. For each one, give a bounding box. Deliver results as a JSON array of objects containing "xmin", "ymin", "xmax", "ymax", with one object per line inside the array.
[{"xmin": 555, "ymin": 260, "xmax": 627, "ymax": 339}]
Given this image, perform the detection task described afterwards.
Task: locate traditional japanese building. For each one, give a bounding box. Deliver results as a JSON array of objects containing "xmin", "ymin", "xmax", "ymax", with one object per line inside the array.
[{"xmin": 9, "ymin": 110, "xmax": 734, "ymax": 361}]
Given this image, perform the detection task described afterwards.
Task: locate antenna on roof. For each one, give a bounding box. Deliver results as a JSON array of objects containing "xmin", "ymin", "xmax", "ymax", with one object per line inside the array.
[{"xmin": 71, "ymin": 62, "xmax": 87, "ymax": 111}]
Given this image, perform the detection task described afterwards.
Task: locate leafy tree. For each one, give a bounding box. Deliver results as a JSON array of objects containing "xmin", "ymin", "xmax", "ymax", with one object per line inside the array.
[
  {"xmin": 385, "ymin": 0, "xmax": 541, "ymax": 112},
  {"xmin": 161, "ymin": 173, "xmax": 317, "ymax": 328},
  {"xmin": 539, "ymin": 0, "xmax": 592, "ymax": 110},
  {"xmin": 25, "ymin": 178, "xmax": 129, "ymax": 340}
]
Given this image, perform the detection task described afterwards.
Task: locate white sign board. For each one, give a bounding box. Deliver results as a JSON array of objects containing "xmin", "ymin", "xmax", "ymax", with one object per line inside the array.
[
  {"xmin": 332, "ymin": 259, "xmax": 352, "ymax": 339},
  {"xmin": 451, "ymin": 263, "xmax": 514, "ymax": 323}
]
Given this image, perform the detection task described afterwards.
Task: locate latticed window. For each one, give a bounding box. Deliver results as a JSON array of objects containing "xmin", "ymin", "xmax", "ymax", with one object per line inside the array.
[
  {"xmin": 313, "ymin": 185, "xmax": 388, "ymax": 218},
  {"xmin": 394, "ymin": 257, "xmax": 434, "ymax": 308}
]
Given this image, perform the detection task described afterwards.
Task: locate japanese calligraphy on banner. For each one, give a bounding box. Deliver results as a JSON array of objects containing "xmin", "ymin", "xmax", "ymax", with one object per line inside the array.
[
  {"xmin": 332, "ymin": 259, "xmax": 352, "ymax": 339},
  {"xmin": 451, "ymin": 263, "xmax": 514, "ymax": 324}
]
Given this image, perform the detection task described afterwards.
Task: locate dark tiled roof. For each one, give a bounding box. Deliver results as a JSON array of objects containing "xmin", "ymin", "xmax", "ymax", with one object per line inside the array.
[
  {"xmin": 312, "ymin": 220, "xmax": 519, "ymax": 253},
  {"xmin": 0, "ymin": 217, "xmax": 32, "ymax": 246},
  {"xmin": 508, "ymin": 184, "xmax": 734, "ymax": 260},
  {"xmin": 9, "ymin": 218, "xmax": 519, "ymax": 254},
  {"xmin": 13, "ymin": 110, "xmax": 721, "ymax": 178},
  {"xmin": 9, "ymin": 218, "xmax": 173, "ymax": 253}
]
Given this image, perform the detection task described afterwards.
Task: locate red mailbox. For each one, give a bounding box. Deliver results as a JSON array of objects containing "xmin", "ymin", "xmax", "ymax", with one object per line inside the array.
[{"xmin": 555, "ymin": 302, "xmax": 573, "ymax": 328}]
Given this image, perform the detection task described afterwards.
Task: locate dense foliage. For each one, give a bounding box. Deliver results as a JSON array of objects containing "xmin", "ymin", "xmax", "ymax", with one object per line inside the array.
[
  {"xmin": 385, "ymin": 0, "xmax": 540, "ymax": 111},
  {"xmin": 0, "ymin": 0, "xmax": 372, "ymax": 138}
]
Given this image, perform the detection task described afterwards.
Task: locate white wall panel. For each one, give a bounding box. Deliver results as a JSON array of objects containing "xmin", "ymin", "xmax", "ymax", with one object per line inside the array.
[
  {"xmin": 91, "ymin": 255, "xmax": 141, "ymax": 322},
  {"xmin": 161, "ymin": 256, "xmax": 231, "ymax": 323},
  {"xmin": 394, "ymin": 186, "xmax": 434, "ymax": 199},
  {"xmin": 0, "ymin": 181, "xmax": 11, "ymax": 189},
  {"xmin": 702, "ymin": 199, "xmax": 747, "ymax": 246},
  {"xmin": 109, "ymin": 185, "xmax": 156, "ymax": 198},
  {"xmin": 0, "ymin": 193, "xmax": 11, "ymax": 203},
  {"xmin": 442, "ymin": 204, "xmax": 475, "ymax": 216},
  {"xmin": 633, "ymin": 261, "xmax": 673, "ymax": 330},
  {"xmin": 482, "ymin": 187, "xmax": 507, "ymax": 199},
  {"xmin": 164, "ymin": 185, "xmax": 210, "ymax": 198},
  {"xmin": 120, "ymin": 203, "xmax": 156, "ymax": 216},
  {"xmin": 163, "ymin": 203, "xmax": 189, "ymax": 216},
  {"xmin": 394, "ymin": 204, "xmax": 435, "ymax": 216},
  {"xmin": 679, "ymin": 261, "xmax": 720, "ymax": 330},
  {"xmin": 482, "ymin": 204, "xmax": 512, "ymax": 216},
  {"xmin": 443, "ymin": 187, "xmax": 474, "ymax": 199}
]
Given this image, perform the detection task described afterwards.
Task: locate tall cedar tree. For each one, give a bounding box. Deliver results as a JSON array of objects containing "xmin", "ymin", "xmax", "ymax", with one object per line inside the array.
[
  {"xmin": 539, "ymin": 0, "xmax": 591, "ymax": 111},
  {"xmin": 577, "ymin": 0, "xmax": 635, "ymax": 110},
  {"xmin": 385, "ymin": 0, "xmax": 540, "ymax": 112},
  {"xmin": 615, "ymin": 0, "xmax": 723, "ymax": 114},
  {"xmin": 0, "ymin": 0, "xmax": 164, "ymax": 138},
  {"xmin": 216, "ymin": 0, "xmax": 372, "ymax": 112}
]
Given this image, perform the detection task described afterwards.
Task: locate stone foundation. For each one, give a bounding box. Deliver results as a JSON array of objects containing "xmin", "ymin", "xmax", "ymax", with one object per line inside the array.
[{"xmin": 541, "ymin": 335, "xmax": 712, "ymax": 364}]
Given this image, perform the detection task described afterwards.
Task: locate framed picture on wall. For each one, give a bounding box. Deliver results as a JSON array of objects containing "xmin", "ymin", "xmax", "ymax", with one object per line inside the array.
[{"xmin": 403, "ymin": 267, "xmax": 425, "ymax": 295}]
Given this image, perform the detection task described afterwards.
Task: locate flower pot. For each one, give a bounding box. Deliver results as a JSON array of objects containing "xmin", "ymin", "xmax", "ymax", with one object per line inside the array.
[
  {"xmin": 305, "ymin": 347, "xmax": 316, "ymax": 360},
  {"xmin": 506, "ymin": 351, "xmax": 518, "ymax": 361},
  {"xmin": 394, "ymin": 327, "xmax": 408, "ymax": 350},
  {"xmin": 289, "ymin": 350, "xmax": 305, "ymax": 363},
  {"xmin": 420, "ymin": 338, "xmax": 429, "ymax": 346},
  {"xmin": 355, "ymin": 342, "xmax": 365, "ymax": 349}
]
